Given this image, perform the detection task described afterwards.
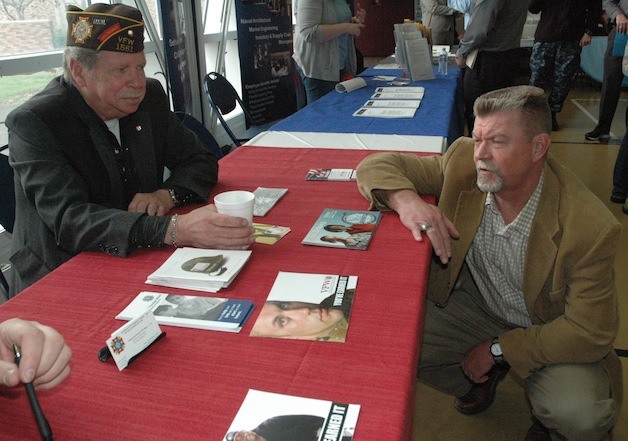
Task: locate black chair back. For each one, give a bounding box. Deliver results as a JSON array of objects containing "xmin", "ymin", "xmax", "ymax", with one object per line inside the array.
[
  {"xmin": 174, "ymin": 112, "xmax": 224, "ymax": 160},
  {"xmin": 0, "ymin": 146, "xmax": 15, "ymax": 234}
]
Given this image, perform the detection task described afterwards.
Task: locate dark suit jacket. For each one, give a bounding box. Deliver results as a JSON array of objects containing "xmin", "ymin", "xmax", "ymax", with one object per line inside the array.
[
  {"xmin": 357, "ymin": 137, "xmax": 623, "ymax": 406},
  {"xmin": 6, "ymin": 77, "xmax": 218, "ymax": 295}
]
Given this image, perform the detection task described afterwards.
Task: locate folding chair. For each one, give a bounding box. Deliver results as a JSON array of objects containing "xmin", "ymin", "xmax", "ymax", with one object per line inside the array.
[
  {"xmin": 203, "ymin": 72, "xmax": 255, "ymax": 147},
  {"xmin": 174, "ymin": 112, "xmax": 224, "ymax": 159}
]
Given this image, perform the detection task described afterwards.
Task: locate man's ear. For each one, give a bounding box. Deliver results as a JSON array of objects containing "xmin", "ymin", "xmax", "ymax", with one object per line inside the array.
[
  {"xmin": 532, "ymin": 133, "xmax": 551, "ymax": 162},
  {"xmin": 69, "ymin": 59, "xmax": 87, "ymax": 88}
]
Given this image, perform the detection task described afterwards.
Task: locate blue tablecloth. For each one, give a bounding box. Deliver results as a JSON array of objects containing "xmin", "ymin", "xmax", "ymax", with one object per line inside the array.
[{"xmin": 270, "ymin": 66, "xmax": 465, "ymax": 146}]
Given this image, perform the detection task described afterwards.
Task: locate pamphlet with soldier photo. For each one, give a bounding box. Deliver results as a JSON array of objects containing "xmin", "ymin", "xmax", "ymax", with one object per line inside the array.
[
  {"xmin": 116, "ymin": 291, "xmax": 254, "ymax": 332},
  {"xmin": 302, "ymin": 208, "xmax": 381, "ymax": 250},
  {"xmin": 223, "ymin": 389, "xmax": 360, "ymax": 441}
]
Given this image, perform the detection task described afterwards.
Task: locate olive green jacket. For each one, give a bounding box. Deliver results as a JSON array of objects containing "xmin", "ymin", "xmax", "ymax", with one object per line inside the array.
[{"xmin": 356, "ymin": 137, "xmax": 623, "ymax": 405}]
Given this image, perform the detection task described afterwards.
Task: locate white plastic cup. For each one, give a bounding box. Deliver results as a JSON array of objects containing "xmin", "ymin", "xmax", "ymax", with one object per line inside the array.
[{"xmin": 214, "ymin": 190, "xmax": 255, "ymax": 225}]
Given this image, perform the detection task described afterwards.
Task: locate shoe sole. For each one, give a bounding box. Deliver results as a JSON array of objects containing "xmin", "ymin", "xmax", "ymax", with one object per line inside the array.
[
  {"xmin": 584, "ymin": 135, "xmax": 610, "ymax": 142},
  {"xmin": 453, "ymin": 366, "xmax": 510, "ymax": 415}
]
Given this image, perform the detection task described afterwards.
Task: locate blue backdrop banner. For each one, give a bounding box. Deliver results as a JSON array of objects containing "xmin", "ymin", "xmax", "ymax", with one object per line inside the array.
[{"xmin": 234, "ymin": 0, "xmax": 296, "ymax": 124}]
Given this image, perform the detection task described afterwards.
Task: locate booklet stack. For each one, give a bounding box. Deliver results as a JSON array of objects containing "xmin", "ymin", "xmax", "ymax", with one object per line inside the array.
[
  {"xmin": 302, "ymin": 208, "xmax": 381, "ymax": 250},
  {"xmin": 145, "ymin": 247, "xmax": 252, "ymax": 292},
  {"xmin": 223, "ymin": 389, "xmax": 360, "ymax": 441},
  {"xmin": 116, "ymin": 291, "xmax": 254, "ymax": 332}
]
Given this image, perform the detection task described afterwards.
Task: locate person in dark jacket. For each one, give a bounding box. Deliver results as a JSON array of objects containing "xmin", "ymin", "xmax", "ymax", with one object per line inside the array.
[
  {"xmin": 6, "ymin": 3, "xmax": 254, "ymax": 296},
  {"xmin": 529, "ymin": 0, "xmax": 601, "ymax": 131}
]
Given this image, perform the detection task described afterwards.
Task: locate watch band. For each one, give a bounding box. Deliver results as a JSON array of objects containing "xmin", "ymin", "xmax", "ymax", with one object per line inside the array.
[
  {"xmin": 490, "ymin": 337, "xmax": 505, "ymax": 365},
  {"xmin": 168, "ymin": 188, "xmax": 181, "ymax": 205}
]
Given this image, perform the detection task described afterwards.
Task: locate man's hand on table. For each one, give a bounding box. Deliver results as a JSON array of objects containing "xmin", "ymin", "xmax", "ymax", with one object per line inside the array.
[
  {"xmin": 375, "ymin": 189, "xmax": 459, "ymax": 264},
  {"xmin": 128, "ymin": 189, "xmax": 174, "ymax": 216},
  {"xmin": 167, "ymin": 205, "xmax": 255, "ymax": 250},
  {"xmin": 0, "ymin": 318, "xmax": 72, "ymax": 389}
]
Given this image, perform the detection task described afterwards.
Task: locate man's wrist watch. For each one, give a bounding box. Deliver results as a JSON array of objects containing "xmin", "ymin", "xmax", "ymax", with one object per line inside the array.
[
  {"xmin": 490, "ymin": 337, "xmax": 506, "ymax": 365},
  {"xmin": 167, "ymin": 188, "xmax": 181, "ymax": 205}
]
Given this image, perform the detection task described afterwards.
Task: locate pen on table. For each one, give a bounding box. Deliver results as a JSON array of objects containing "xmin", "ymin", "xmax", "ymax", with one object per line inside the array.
[{"xmin": 12, "ymin": 343, "xmax": 54, "ymax": 441}]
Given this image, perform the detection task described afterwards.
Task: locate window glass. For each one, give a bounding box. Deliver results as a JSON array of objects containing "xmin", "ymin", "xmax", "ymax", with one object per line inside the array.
[{"xmin": 0, "ymin": 1, "xmax": 90, "ymax": 57}]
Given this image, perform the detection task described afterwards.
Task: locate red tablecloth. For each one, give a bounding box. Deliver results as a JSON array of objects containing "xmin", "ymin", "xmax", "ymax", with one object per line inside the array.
[{"xmin": 0, "ymin": 146, "xmax": 433, "ymax": 440}]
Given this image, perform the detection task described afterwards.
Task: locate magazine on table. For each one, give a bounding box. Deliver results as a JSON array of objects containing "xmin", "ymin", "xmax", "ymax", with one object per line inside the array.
[
  {"xmin": 306, "ymin": 168, "xmax": 357, "ymax": 181},
  {"xmin": 145, "ymin": 247, "xmax": 252, "ymax": 292},
  {"xmin": 253, "ymin": 187, "xmax": 288, "ymax": 216},
  {"xmin": 250, "ymin": 271, "xmax": 357, "ymax": 343},
  {"xmin": 223, "ymin": 389, "xmax": 360, "ymax": 441},
  {"xmin": 302, "ymin": 208, "xmax": 381, "ymax": 250},
  {"xmin": 116, "ymin": 291, "xmax": 254, "ymax": 332}
]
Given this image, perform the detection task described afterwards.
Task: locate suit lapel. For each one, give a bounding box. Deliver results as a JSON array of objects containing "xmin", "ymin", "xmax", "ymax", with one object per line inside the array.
[
  {"xmin": 450, "ymin": 188, "xmax": 486, "ymax": 284},
  {"xmin": 523, "ymin": 164, "xmax": 560, "ymax": 314}
]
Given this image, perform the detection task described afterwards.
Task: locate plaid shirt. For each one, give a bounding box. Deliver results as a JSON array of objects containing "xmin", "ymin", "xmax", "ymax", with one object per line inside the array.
[{"xmin": 466, "ymin": 173, "xmax": 544, "ymax": 327}]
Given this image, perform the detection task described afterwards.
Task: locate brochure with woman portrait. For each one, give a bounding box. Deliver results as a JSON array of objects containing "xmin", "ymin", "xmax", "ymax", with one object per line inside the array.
[
  {"xmin": 302, "ymin": 208, "xmax": 381, "ymax": 250},
  {"xmin": 223, "ymin": 389, "xmax": 360, "ymax": 441},
  {"xmin": 250, "ymin": 272, "xmax": 357, "ymax": 343}
]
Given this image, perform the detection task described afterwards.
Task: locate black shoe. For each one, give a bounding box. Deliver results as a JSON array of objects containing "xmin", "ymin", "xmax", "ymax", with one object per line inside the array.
[
  {"xmin": 611, "ymin": 192, "xmax": 627, "ymax": 203},
  {"xmin": 585, "ymin": 127, "xmax": 610, "ymax": 142},
  {"xmin": 453, "ymin": 365, "xmax": 510, "ymax": 415},
  {"xmin": 551, "ymin": 113, "xmax": 559, "ymax": 131}
]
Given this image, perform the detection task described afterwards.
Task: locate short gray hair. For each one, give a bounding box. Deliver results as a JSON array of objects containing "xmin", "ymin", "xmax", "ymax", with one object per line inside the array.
[
  {"xmin": 473, "ymin": 86, "xmax": 551, "ymax": 139},
  {"xmin": 62, "ymin": 46, "xmax": 104, "ymax": 84}
]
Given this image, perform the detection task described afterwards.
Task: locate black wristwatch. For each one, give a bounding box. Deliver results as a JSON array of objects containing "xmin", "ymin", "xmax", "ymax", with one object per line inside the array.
[
  {"xmin": 167, "ymin": 188, "xmax": 181, "ymax": 205},
  {"xmin": 490, "ymin": 337, "xmax": 506, "ymax": 365}
]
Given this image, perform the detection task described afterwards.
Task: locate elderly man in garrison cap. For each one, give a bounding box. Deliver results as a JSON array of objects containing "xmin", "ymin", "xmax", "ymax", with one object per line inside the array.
[{"xmin": 5, "ymin": 3, "xmax": 254, "ymax": 296}]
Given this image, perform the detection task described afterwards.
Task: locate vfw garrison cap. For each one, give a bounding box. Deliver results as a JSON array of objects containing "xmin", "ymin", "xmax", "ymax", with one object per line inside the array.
[{"xmin": 66, "ymin": 3, "xmax": 144, "ymax": 53}]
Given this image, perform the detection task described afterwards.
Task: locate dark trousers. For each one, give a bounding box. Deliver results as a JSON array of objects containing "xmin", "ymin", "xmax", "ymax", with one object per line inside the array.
[
  {"xmin": 463, "ymin": 48, "xmax": 524, "ymax": 133},
  {"xmin": 597, "ymin": 28, "xmax": 626, "ymax": 133},
  {"xmin": 614, "ymin": 130, "xmax": 628, "ymax": 199},
  {"xmin": 529, "ymin": 40, "xmax": 582, "ymax": 113}
]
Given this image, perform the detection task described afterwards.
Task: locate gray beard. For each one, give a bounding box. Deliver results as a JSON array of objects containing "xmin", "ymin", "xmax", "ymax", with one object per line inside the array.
[{"xmin": 476, "ymin": 174, "xmax": 504, "ymax": 193}]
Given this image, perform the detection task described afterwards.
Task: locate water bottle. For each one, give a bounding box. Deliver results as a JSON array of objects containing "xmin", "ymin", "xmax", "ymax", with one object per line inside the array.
[{"xmin": 438, "ymin": 48, "xmax": 448, "ymax": 75}]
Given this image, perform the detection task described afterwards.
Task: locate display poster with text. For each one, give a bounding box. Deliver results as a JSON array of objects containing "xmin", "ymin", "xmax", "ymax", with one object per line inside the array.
[
  {"xmin": 235, "ymin": 0, "xmax": 296, "ymax": 124},
  {"xmin": 159, "ymin": 0, "xmax": 196, "ymax": 115}
]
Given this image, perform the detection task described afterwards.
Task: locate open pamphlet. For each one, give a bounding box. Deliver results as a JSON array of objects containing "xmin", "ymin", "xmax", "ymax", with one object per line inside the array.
[
  {"xmin": 250, "ymin": 271, "xmax": 357, "ymax": 343},
  {"xmin": 116, "ymin": 291, "xmax": 254, "ymax": 332},
  {"xmin": 223, "ymin": 389, "xmax": 360, "ymax": 441},
  {"xmin": 306, "ymin": 168, "xmax": 357, "ymax": 181},
  {"xmin": 253, "ymin": 222, "xmax": 291, "ymax": 245},
  {"xmin": 145, "ymin": 247, "xmax": 252, "ymax": 292},
  {"xmin": 253, "ymin": 187, "xmax": 288, "ymax": 216},
  {"xmin": 302, "ymin": 208, "xmax": 381, "ymax": 250}
]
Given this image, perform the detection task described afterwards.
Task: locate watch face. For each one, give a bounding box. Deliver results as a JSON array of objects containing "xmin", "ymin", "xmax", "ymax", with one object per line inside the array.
[
  {"xmin": 342, "ymin": 212, "xmax": 377, "ymax": 224},
  {"xmin": 490, "ymin": 343, "xmax": 502, "ymax": 357}
]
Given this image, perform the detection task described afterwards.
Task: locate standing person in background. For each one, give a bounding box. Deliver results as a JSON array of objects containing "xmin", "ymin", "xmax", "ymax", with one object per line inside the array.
[
  {"xmin": 293, "ymin": 0, "xmax": 366, "ymax": 106},
  {"xmin": 420, "ymin": 0, "xmax": 457, "ymax": 45},
  {"xmin": 448, "ymin": 0, "xmax": 472, "ymax": 32},
  {"xmin": 585, "ymin": 0, "xmax": 628, "ymax": 142},
  {"xmin": 454, "ymin": 0, "xmax": 528, "ymax": 133},
  {"xmin": 529, "ymin": 0, "xmax": 601, "ymax": 132}
]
